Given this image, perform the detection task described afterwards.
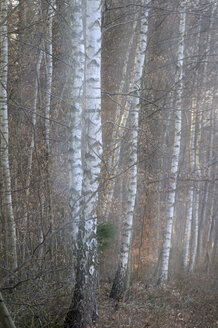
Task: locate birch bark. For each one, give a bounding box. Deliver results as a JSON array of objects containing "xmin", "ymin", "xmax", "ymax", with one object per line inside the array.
[
  {"xmin": 184, "ymin": 99, "xmax": 195, "ymax": 268},
  {"xmin": 189, "ymin": 102, "xmax": 201, "ymax": 272},
  {"xmin": 159, "ymin": 0, "xmax": 187, "ymax": 283},
  {"xmin": 110, "ymin": 2, "xmax": 149, "ymax": 299},
  {"xmin": 0, "ymin": 0, "xmax": 17, "ymax": 270},
  {"xmin": 64, "ymin": 0, "xmax": 102, "ymax": 326},
  {"xmin": 68, "ymin": 0, "xmax": 84, "ymax": 243}
]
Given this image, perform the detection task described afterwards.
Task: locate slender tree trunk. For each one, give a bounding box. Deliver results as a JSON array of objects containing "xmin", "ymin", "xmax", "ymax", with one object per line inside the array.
[
  {"xmin": 211, "ymin": 215, "xmax": 218, "ymax": 265},
  {"xmin": 22, "ymin": 50, "xmax": 43, "ymax": 260},
  {"xmin": 0, "ymin": 292, "xmax": 16, "ymax": 328},
  {"xmin": 0, "ymin": 162, "xmax": 8, "ymax": 269},
  {"xmin": 102, "ymin": 17, "xmax": 138, "ymax": 221},
  {"xmin": 0, "ymin": 0, "xmax": 17, "ymax": 270},
  {"xmin": 183, "ymin": 4, "xmax": 202, "ymax": 268},
  {"xmin": 110, "ymin": 2, "xmax": 149, "ymax": 299},
  {"xmin": 159, "ymin": 0, "xmax": 187, "ymax": 283},
  {"xmin": 189, "ymin": 93, "xmax": 202, "ymax": 273},
  {"xmin": 183, "ymin": 99, "xmax": 195, "ymax": 268},
  {"xmin": 197, "ymin": 87, "xmax": 215, "ymax": 265},
  {"xmin": 44, "ymin": 0, "xmax": 54, "ymax": 254},
  {"xmin": 156, "ymin": 98, "xmax": 173, "ymax": 265},
  {"xmin": 44, "ymin": 0, "xmax": 54, "ymax": 157},
  {"xmin": 205, "ymin": 173, "xmax": 217, "ymax": 273},
  {"xmin": 189, "ymin": 3, "xmax": 215, "ymax": 272}
]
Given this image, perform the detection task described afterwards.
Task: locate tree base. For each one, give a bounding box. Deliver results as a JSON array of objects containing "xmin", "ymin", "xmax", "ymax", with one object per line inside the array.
[{"xmin": 110, "ymin": 266, "xmax": 126, "ymax": 301}]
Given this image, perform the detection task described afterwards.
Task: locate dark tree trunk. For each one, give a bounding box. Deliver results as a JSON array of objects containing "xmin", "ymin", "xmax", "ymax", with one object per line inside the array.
[
  {"xmin": 110, "ymin": 265, "xmax": 127, "ymax": 300},
  {"xmin": 64, "ymin": 234, "xmax": 98, "ymax": 328}
]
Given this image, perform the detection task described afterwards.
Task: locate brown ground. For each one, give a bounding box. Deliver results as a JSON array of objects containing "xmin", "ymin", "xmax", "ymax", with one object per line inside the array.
[{"xmin": 98, "ymin": 274, "xmax": 218, "ymax": 328}]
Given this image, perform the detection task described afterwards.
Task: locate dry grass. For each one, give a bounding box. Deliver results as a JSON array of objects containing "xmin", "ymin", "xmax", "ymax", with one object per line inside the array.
[
  {"xmin": 6, "ymin": 271, "xmax": 217, "ymax": 327},
  {"xmin": 98, "ymin": 274, "xmax": 218, "ymax": 328}
]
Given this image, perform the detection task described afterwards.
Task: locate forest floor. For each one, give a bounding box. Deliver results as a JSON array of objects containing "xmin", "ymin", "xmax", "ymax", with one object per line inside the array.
[{"xmin": 98, "ymin": 274, "xmax": 218, "ymax": 328}]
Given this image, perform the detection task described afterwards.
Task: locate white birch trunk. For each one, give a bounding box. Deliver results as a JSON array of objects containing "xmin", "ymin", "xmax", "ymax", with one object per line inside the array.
[
  {"xmin": 110, "ymin": 2, "xmax": 149, "ymax": 299},
  {"xmin": 68, "ymin": 0, "xmax": 84, "ymax": 242},
  {"xmin": 184, "ymin": 99, "xmax": 195, "ymax": 268},
  {"xmin": 80, "ymin": 0, "xmax": 102, "ymax": 321},
  {"xmin": 82, "ymin": 0, "xmax": 102, "ymax": 241},
  {"xmin": 64, "ymin": 1, "xmax": 102, "ymax": 327},
  {"xmin": 159, "ymin": 0, "xmax": 187, "ymax": 283},
  {"xmin": 0, "ymin": 0, "xmax": 17, "ymax": 270}
]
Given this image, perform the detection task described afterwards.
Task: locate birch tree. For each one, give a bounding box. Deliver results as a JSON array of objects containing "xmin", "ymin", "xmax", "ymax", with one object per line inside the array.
[
  {"xmin": 188, "ymin": 99, "xmax": 201, "ymax": 273},
  {"xmin": 64, "ymin": 0, "xmax": 102, "ymax": 326},
  {"xmin": 197, "ymin": 87, "xmax": 216, "ymax": 265},
  {"xmin": 44, "ymin": 0, "xmax": 54, "ymax": 237},
  {"xmin": 44, "ymin": 0, "xmax": 54, "ymax": 158},
  {"xmin": 0, "ymin": 292, "xmax": 16, "ymax": 328},
  {"xmin": 197, "ymin": 5, "xmax": 217, "ymax": 267},
  {"xmin": 0, "ymin": 0, "xmax": 17, "ymax": 270},
  {"xmin": 205, "ymin": 170, "xmax": 217, "ymax": 273},
  {"xmin": 22, "ymin": 50, "xmax": 43, "ymax": 259},
  {"xmin": 102, "ymin": 17, "xmax": 138, "ymax": 221},
  {"xmin": 159, "ymin": 0, "xmax": 187, "ymax": 283},
  {"xmin": 182, "ymin": 1, "xmax": 202, "ymax": 269},
  {"xmin": 67, "ymin": 0, "xmax": 84, "ymax": 244},
  {"xmin": 188, "ymin": 3, "xmax": 215, "ymax": 272},
  {"xmin": 183, "ymin": 100, "xmax": 195, "ymax": 268},
  {"xmin": 110, "ymin": 1, "xmax": 149, "ymax": 299}
]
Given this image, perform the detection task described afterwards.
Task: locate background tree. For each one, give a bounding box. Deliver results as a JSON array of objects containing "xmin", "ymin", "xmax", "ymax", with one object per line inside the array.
[{"xmin": 110, "ymin": 0, "xmax": 150, "ymax": 300}]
